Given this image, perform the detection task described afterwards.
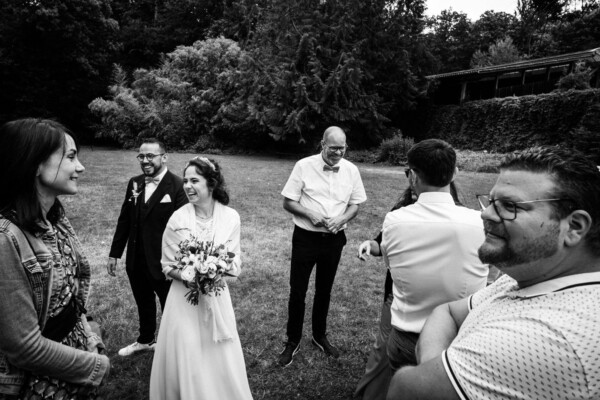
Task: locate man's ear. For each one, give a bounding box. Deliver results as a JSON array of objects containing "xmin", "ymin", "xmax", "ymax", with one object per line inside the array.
[
  {"xmin": 564, "ymin": 210, "xmax": 592, "ymax": 248},
  {"xmin": 451, "ymin": 167, "xmax": 459, "ymax": 182}
]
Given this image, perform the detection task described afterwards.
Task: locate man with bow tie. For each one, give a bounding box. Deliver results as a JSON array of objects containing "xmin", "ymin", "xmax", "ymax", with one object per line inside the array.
[
  {"xmin": 106, "ymin": 138, "xmax": 187, "ymax": 357},
  {"xmin": 279, "ymin": 126, "xmax": 367, "ymax": 366}
]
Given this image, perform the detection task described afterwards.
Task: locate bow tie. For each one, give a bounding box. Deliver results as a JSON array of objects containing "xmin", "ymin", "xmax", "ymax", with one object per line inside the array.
[
  {"xmin": 145, "ymin": 177, "xmax": 160, "ymax": 185},
  {"xmin": 323, "ymin": 164, "xmax": 340, "ymax": 173}
]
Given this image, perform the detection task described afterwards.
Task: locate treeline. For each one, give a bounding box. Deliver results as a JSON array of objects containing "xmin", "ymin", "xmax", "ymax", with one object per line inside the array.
[{"xmin": 1, "ymin": 0, "xmax": 599, "ymax": 150}]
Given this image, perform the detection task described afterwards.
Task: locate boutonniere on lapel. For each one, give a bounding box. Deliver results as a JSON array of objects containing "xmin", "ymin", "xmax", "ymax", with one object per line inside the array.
[{"xmin": 129, "ymin": 181, "xmax": 141, "ymax": 205}]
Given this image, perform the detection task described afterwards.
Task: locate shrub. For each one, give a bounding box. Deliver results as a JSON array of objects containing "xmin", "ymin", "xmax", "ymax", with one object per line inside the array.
[
  {"xmin": 555, "ymin": 62, "xmax": 593, "ymax": 91},
  {"xmin": 377, "ymin": 132, "xmax": 414, "ymax": 165}
]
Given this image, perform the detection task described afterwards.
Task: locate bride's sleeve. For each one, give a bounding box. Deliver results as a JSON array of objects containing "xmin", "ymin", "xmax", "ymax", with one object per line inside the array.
[
  {"xmin": 226, "ymin": 211, "xmax": 242, "ymax": 277},
  {"xmin": 161, "ymin": 216, "xmax": 183, "ymax": 278}
]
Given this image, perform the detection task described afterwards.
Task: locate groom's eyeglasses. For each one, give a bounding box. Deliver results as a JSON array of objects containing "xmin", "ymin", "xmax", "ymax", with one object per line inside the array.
[{"xmin": 137, "ymin": 153, "xmax": 164, "ymax": 161}]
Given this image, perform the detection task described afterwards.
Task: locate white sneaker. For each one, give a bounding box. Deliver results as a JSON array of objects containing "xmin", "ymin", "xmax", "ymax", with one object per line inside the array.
[{"xmin": 118, "ymin": 341, "xmax": 156, "ymax": 356}]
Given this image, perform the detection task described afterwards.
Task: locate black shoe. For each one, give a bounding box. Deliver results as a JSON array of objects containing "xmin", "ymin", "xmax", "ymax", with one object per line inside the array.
[
  {"xmin": 278, "ymin": 341, "xmax": 300, "ymax": 367},
  {"xmin": 312, "ymin": 334, "xmax": 340, "ymax": 358}
]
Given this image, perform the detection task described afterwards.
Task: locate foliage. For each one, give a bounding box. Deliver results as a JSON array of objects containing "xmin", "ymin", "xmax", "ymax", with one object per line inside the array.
[
  {"xmin": 0, "ymin": 0, "xmax": 118, "ymax": 138},
  {"xmin": 89, "ymin": 37, "xmax": 259, "ymax": 149},
  {"xmin": 571, "ymin": 103, "xmax": 600, "ymax": 163},
  {"xmin": 547, "ymin": 7, "xmax": 600, "ymax": 54},
  {"xmin": 424, "ymin": 10, "xmax": 475, "ymax": 72},
  {"xmin": 470, "ymin": 37, "xmax": 522, "ymax": 68},
  {"xmin": 515, "ymin": 0, "xmax": 569, "ymax": 56},
  {"xmin": 237, "ymin": 0, "xmax": 429, "ymax": 145},
  {"xmin": 471, "ymin": 11, "xmax": 519, "ymax": 52},
  {"xmin": 376, "ymin": 131, "xmax": 415, "ymax": 165},
  {"xmin": 555, "ymin": 61, "xmax": 594, "ymax": 91},
  {"xmin": 424, "ymin": 89, "xmax": 600, "ymax": 154},
  {"xmin": 110, "ymin": 0, "xmax": 225, "ymax": 70}
]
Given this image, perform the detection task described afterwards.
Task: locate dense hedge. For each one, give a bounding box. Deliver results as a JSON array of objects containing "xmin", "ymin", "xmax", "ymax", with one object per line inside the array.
[{"xmin": 422, "ymin": 89, "xmax": 600, "ymax": 156}]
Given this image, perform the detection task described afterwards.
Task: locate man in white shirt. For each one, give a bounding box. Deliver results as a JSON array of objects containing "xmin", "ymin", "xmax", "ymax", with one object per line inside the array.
[
  {"xmin": 279, "ymin": 126, "xmax": 367, "ymax": 366},
  {"xmin": 388, "ymin": 146, "xmax": 600, "ymax": 400},
  {"xmin": 381, "ymin": 139, "xmax": 488, "ymax": 372}
]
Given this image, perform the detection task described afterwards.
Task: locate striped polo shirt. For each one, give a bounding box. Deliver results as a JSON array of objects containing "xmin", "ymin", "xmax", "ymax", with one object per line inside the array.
[{"xmin": 443, "ymin": 272, "xmax": 600, "ymax": 400}]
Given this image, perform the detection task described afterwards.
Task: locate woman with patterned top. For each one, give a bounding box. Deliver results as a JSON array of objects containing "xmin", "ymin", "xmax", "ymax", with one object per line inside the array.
[{"xmin": 0, "ymin": 119, "xmax": 109, "ymax": 400}]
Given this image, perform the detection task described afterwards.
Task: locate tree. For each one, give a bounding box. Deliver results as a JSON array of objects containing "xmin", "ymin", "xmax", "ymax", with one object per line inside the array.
[
  {"xmin": 111, "ymin": 0, "xmax": 225, "ymax": 71},
  {"xmin": 89, "ymin": 38, "xmax": 258, "ymax": 148},
  {"xmin": 470, "ymin": 37, "xmax": 522, "ymax": 67},
  {"xmin": 424, "ymin": 9, "xmax": 475, "ymax": 72},
  {"xmin": 547, "ymin": 6, "xmax": 600, "ymax": 53},
  {"xmin": 515, "ymin": 0, "xmax": 569, "ymax": 56},
  {"xmin": 0, "ymin": 0, "xmax": 118, "ymax": 138},
  {"xmin": 471, "ymin": 11, "xmax": 519, "ymax": 52}
]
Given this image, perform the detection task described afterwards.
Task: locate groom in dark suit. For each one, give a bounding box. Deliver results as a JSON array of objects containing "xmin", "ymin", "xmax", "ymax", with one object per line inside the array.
[{"xmin": 107, "ymin": 138, "xmax": 187, "ymax": 356}]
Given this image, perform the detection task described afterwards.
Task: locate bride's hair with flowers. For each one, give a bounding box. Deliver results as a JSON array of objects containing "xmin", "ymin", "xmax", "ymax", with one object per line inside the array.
[{"xmin": 185, "ymin": 156, "xmax": 229, "ymax": 205}]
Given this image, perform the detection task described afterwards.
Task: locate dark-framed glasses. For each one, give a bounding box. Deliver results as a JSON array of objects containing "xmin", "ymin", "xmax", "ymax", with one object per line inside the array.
[
  {"xmin": 137, "ymin": 153, "xmax": 164, "ymax": 161},
  {"xmin": 404, "ymin": 168, "xmax": 412, "ymax": 178},
  {"xmin": 476, "ymin": 194, "xmax": 570, "ymax": 221},
  {"xmin": 324, "ymin": 144, "xmax": 348, "ymax": 154}
]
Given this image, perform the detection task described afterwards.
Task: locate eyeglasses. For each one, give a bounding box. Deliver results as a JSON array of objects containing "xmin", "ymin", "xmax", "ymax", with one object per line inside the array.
[
  {"xmin": 404, "ymin": 168, "xmax": 412, "ymax": 178},
  {"xmin": 324, "ymin": 144, "xmax": 348, "ymax": 154},
  {"xmin": 476, "ymin": 194, "xmax": 570, "ymax": 221},
  {"xmin": 137, "ymin": 153, "xmax": 164, "ymax": 161}
]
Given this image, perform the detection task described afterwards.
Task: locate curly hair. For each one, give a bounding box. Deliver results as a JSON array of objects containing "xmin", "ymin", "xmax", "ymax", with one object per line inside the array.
[
  {"xmin": 184, "ymin": 156, "xmax": 229, "ymax": 205},
  {"xmin": 500, "ymin": 145, "xmax": 600, "ymax": 255}
]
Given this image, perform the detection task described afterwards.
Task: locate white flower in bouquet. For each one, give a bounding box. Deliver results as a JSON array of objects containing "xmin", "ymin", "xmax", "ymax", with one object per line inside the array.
[
  {"xmin": 206, "ymin": 262, "xmax": 217, "ymax": 278},
  {"xmin": 180, "ymin": 264, "xmax": 196, "ymax": 283},
  {"xmin": 197, "ymin": 261, "xmax": 209, "ymax": 274},
  {"xmin": 218, "ymin": 259, "xmax": 229, "ymax": 271}
]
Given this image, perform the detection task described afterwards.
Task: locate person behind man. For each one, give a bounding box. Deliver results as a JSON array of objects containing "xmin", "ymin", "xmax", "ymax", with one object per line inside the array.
[
  {"xmin": 388, "ymin": 146, "xmax": 600, "ymax": 400},
  {"xmin": 279, "ymin": 126, "xmax": 367, "ymax": 367},
  {"xmin": 381, "ymin": 139, "xmax": 489, "ymax": 373},
  {"xmin": 106, "ymin": 138, "xmax": 187, "ymax": 356}
]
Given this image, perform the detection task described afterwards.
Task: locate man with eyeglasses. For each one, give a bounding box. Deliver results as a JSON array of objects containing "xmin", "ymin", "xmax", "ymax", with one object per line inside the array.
[
  {"xmin": 106, "ymin": 138, "xmax": 187, "ymax": 357},
  {"xmin": 380, "ymin": 139, "xmax": 489, "ymax": 381},
  {"xmin": 388, "ymin": 146, "xmax": 600, "ymax": 400},
  {"xmin": 279, "ymin": 126, "xmax": 367, "ymax": 366}
]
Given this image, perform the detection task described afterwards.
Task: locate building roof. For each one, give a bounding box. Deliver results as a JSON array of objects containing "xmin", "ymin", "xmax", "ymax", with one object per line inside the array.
[{"xmin": 426, "ymin": 47, "xmax": 600, "ymax": 80}]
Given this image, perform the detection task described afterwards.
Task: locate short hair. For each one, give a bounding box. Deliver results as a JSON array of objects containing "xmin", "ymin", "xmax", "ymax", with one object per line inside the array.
[
  {"xmin": 141, "ymin": 138, "xmax": 167, "ymax": 153},
  {"xmin": 407, "ymin": 139, "xmax": 456, "ymax": 187},
  {"xmin": 500, "ymin": 146, "xmax": 600, "ymax": 255},
  {"xmin": 0, "ymin": 118, "xmax": 75, "ymax": 232},
  {"xmin": 184, "ymin": 157, "xmax": 229, "ymax": 205}
]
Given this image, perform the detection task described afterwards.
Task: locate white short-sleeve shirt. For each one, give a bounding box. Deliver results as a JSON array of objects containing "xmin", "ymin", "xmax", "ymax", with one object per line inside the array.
[
  {"xmin": 381, "ymin": 192, "xmax": 488, "ymax": 333},
  {"xmin": 281, "ymin": 154, "xmax": 367, "ymax": 232},
  {"xmin": 443, "ymin": 272, "xmax": 600, "ymax": 400}
]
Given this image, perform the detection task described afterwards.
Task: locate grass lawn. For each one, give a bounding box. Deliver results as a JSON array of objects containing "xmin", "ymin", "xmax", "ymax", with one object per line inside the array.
[{"xmin": 64, "ymin": 148, "xmax": 498, "ymax": 400}]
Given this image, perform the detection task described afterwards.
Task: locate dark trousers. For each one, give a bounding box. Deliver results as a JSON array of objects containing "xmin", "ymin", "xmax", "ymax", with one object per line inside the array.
[
  {"xmin": 286, "ymin": 226, "xmax": 347, "ymax": 344},
  {"xmin": 386, "ymin": 327, "xmax": 419, "ymax": 372},
  {"xmin": 127, "ymin": 252, "xmax": 170, "ymax": 344}
]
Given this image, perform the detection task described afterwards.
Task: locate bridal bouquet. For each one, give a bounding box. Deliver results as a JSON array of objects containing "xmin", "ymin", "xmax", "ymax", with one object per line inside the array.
[{"xmin": 175, "ymin": 234, "xmax": 235, "ymax": 305}]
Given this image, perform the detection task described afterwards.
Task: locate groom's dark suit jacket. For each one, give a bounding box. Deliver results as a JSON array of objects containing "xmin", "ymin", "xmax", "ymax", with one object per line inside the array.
[{"xmin": 109, "ymin": 170, "xmax": 187, "ymax": 280}]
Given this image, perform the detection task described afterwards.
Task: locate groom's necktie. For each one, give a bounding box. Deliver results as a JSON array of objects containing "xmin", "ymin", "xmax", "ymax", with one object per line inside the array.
[{"xmin": 323, "ymin": 165, "xmax": 340, "ymax": 173}]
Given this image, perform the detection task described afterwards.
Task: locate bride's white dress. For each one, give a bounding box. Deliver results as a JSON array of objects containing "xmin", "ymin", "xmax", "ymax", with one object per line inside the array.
[{"xmin": 149, "ymin": 203, "xmax": 253, "ymax": 400}]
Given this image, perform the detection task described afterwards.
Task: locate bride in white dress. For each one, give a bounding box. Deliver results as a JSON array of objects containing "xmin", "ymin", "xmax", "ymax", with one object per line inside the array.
[{"xmin": 149, "ymin": 156, "xmax": 253, "ymax": 400}]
